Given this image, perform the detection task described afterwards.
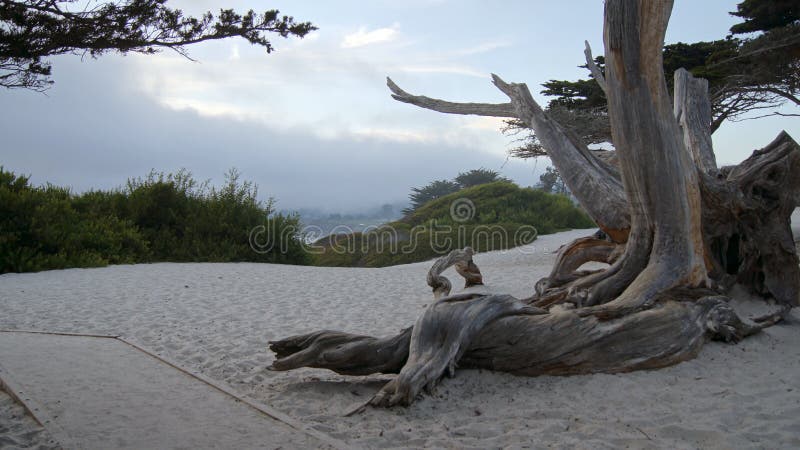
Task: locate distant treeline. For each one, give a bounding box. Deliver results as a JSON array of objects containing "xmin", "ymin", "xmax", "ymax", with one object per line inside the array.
[{"xmin": 0, "ymin": 168, "xmax": 310, "ymax": 274}]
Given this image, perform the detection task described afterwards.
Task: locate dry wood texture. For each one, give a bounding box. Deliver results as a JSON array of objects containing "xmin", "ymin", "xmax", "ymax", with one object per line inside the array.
[{"xmin": 269, "ymin": 0, "xmax": 797, "ymax": 408}]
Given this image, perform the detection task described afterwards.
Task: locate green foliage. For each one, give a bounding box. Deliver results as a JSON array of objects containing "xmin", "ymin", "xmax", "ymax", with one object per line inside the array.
[
  {"xmin": 0, "ymin": 167, "xmax": 309, "ymax": 273},
  {"xmin": 507, "ymin": 0, "xmax": 800, "ymax": 158},
  {"xmin": 454, "ymin": 168, "xmax": 510, "ymax": 189},
  {"xmin": 314, "ymin": 181, "xmax": 595, "ymax": 268},
  {"xmin": 403, "ymin": 179, "xmax": 460, "ymax": 215},
  {"xmin": 405, "ymin": 182, "xmax": 592, "ymax": 233},
  {"xmin": 662, "ymin": 40, "xmax": 740, "ymax": 87},
  {"xmin": 729, "ymin": 0, "xmax": 799, "ymax": 34},
  {"xmin": 0, "ymin": 168, "xmax": 147, "ymax": 272},
  {"xmin": 0, "ymin": 1, "xmax": 316, "ymax": 90},
  {"xmin": 537, "ymin": 167, "xmax": 567, "ymax": 195},
  {"xmin": 403, "ymin": 168, "xmax": 511, "ymax": 216},
  {"xmin": 541, "ymin": 59, "xmax": 606, "ymax": 110}
]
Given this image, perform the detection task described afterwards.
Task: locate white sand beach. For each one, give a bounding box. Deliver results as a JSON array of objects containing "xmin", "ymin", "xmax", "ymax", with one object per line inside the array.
[{"xmin": 1, "ymin": 227, "xmax": 800, "ymax": 449}]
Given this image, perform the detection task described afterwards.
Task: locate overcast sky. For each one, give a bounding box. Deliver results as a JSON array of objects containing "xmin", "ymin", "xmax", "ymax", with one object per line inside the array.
[{"xmin": 1, "ymin": 0, "xmax": 798, "ymax": 213}]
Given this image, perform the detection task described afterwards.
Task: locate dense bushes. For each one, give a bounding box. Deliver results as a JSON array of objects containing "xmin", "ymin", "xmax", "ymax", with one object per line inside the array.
[
  {"xmin": 0, "ymin": 167, "xmax": 309, "ymax": 273},
  {"xmin": 313, "ymin": 181, "xmax": 595, "ymax": 267}
]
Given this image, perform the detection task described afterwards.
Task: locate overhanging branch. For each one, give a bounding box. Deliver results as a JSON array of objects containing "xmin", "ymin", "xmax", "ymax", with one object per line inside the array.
[{"xmin": 386, "ymin": 77, "xmax": 516, "ymax": 118}]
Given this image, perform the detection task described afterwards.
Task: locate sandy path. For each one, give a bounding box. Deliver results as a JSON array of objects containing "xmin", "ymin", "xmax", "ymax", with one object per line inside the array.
[
  {"xmin": 0, "ymin": 332, "xmax": 330, "ymax": 449},
  {"xmin": 1, "ymin": 227, "xmax": 799, "ymax": 449}
]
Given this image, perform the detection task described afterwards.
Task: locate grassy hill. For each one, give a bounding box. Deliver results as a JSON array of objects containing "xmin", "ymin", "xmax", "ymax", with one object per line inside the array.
[{"xmin": 312, "ymin": 181, "xmax": 595, "ymax": 267}]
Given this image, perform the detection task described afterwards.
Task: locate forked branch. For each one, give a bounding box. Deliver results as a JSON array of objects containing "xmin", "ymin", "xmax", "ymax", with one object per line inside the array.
[
  {"xmin": 387, "ymin": 75, "xmax": 631, "ymax": 242},
  {"xmin": 386, "ymin": 78, "xmax": 516, "ymax": 118}
]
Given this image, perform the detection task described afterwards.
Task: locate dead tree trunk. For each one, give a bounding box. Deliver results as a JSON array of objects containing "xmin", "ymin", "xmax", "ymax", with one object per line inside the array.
[{"xmin": 268, "ymin": 0, "xmax": 798, "ymax": 407}]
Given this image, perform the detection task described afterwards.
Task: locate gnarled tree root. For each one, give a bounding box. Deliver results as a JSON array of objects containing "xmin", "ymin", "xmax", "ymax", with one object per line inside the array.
[
  {"xmin": 371, "ymin": 293, "xmax": 546, "ymax": 407},
  {"xmin": 427, "ymin": 247, "xmax": 483, "ymax": 299},
  {"xmin": 268, "ymin": 328, "xmax": 412, "ymax": 376},
  {"xmin": 540, "ymin": 236, "xmax": 623, "ymax": 289},
  {"xmin": 268, "ymin": 246, "xmax": 786, "ymax": 409},
  {"xmin": 268, "ymin": 291, "xmax": 780, "ymax": 408}
]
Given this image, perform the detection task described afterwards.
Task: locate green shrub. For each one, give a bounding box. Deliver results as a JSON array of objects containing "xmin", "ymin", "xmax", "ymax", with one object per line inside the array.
[
  {"xmin": 0, "ymin": 170, "xmax": 148, "ymax": 272},
  {"xmin": 0, "ymin": 167, "xmax": 309, "ymax": 273}
]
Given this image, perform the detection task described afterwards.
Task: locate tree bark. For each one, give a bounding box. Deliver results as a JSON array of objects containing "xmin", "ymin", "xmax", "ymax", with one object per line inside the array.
[
  {"xmin": 674, "ymin": 68, "xmax": 717, "ymax": 175},
  {"xmin": 576, "ymin": 0, "xmax": 708, "ymax": 317}
]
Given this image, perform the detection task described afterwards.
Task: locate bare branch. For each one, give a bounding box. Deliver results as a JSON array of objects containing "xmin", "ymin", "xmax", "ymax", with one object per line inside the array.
[
  {"xmin": 584, "ymin": 40, "xmax": 607, "ymax": 94},
  {"xmin": 487, "ymin": 73, "xmax": 630, "ymax": 241},
  {"xmin": 386, "ymin": 77, "xmax": 517, "ymax": 118},
  {"xmin": 386, "ymin": 72, "xmax": 630, "ymax": 240},
  {"xmin": 734, "ymin": 111, "xmax": 800, "ymax": 121},
  {"xmin": 757, "ymin": 87, "xmax": 800, "ymax": 106}
]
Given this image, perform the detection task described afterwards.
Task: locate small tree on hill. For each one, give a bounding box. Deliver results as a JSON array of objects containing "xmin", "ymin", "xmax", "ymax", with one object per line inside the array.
[
  {"xmin": 537, "ymin": 166, "xmax": 566, "ymax": 195},
  {"xmin": 454, "ymin": 168, "xmax": 509, "ymax": 189},
  {"xmin": 402, "ymin": 179, "xmax": 459, "ymax": 215}
]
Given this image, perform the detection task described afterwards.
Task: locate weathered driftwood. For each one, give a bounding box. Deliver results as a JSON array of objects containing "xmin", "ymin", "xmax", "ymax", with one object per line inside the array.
[
  {"xmin": 427, "ymin": 246, "xmax": 483, "ymax": 299},
  {"xmin": 269, "ymin": 252, "xmax": 781, "ymax": 407},
  {"xmin": 269, "ymin": 251, "xmax": 783, "ymax": 408},
  {"xmin": 268, "ymin": 0, "xmax": 797, "ymax": 408},
  {"xmin": 269, "ymin": 295, "xmax": 776, "ymax": 380}
]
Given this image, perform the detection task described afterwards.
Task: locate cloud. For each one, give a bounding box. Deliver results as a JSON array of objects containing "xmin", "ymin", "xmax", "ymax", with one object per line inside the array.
[
  {"xmin": 108, "ymin": 22, "xmax": 512, "ymax": 166},
  {"xmin": 0, "ymin": 70, "xmax": 534, "ymax": 212},
  {"xmin": 350, "ymin": 127, "xmax": 434, "ymax": 144},
  {"xmin": 459, "ymin": 116, "xmax": 507, "ymax": 131},
  {"xmin": 455, "ymin": 40, "xmax": 513, "ymax": 56},
  {"xmin": 396, "ymin": 64, "xmax": 486, "ymax": 78},
  {"xmin": 341, "ymin": 25, "xmax": 399, "ymax": 48},
  {"xmin": 229, "ymin": 44, "xmax": 240, "ymax": 61},
  {"xmin": 156, "ymin": 96, "xmax": 275, "ymax": 123}
]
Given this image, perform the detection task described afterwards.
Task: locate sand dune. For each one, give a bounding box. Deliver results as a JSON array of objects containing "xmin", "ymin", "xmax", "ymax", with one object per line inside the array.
[{"xmin": 1, "ymin": 227, "xmax": 799, "ymax": 449}]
